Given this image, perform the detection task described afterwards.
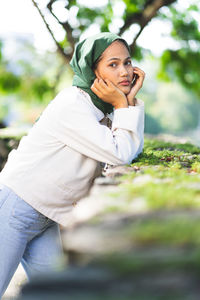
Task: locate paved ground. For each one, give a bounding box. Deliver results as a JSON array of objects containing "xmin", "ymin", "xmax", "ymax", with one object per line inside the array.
[{"xmin": 2, "ymin": 265, "xmax": 27, "ymax": 300}]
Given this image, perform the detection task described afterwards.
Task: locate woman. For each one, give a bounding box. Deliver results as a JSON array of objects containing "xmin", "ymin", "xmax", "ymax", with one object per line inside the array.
[{"xmin": 0, "ymin": 32, "xmax": 145, "ymax": 298}]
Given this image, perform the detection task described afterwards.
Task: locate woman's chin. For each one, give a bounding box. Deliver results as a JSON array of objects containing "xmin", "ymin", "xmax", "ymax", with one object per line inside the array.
[{"xmin": 119, "ymin": 86, "xmax": 131, "ymax": 95}]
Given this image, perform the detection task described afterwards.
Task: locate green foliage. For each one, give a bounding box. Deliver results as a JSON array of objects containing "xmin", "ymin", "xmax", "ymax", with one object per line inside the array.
[
  {"xmin": 31, "ymin": 77, "xmax": 52, "ymax": 101},
  {"xmin": 159, "ymin": 1, "xmax": 200, "ymax": 96},
  {"xmin": 159, "ymin": 49, "xmax": 200, "ymax": 97},
  {"xmin": 169, "ymin": 6, "xmax": 200, "ymax": 41},
  {"xmin": 0, "ymin": 38, "xmax": 71, "ymax": 108},
  {"xmin": 0, "ymin": 38, "xmax": 75, "ymax": 126},
  {"xmin": 77, "ymin": 7, "xmax": 99, "ymax": 25},
  {"xmin": 122, "ymin": 0, "xmax": 140, "ymax": 14},
  {"xmin": 0, "ymin": 71, "xmax": 21, "ymax": 92},
  {"xmin": 101, "ymin": 3, "xmax": 114, "ymax": 32},
  {"xmin": 131, "ymin": 45, "xmax": 144, "ymax": 61},
  {"xmin": 0, "ymin": 100, "xmax": 9, "ymax": 123},
  {"xmin": 32, "ymin": 0, "xmax": 200, "ymax": 99},
  {"xmin": 139, "ymin": 56, "xmax": 200, "ymax": 136},
  {"xmin": 0, "ymin": 40, "xmax": 2, "ymax": 62},
  {"xmin": 76, "ymin": 1, "xmax": 114, "ymax": 32},
  {"xmin": 0, "ymin": 41, "xmax": 21, "ymax": 94}
]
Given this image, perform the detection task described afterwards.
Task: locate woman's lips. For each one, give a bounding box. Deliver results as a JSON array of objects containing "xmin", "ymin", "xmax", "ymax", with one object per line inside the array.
[{"xmin": 119, "ymin": 80, "xmax": 130, "ymax": 86}]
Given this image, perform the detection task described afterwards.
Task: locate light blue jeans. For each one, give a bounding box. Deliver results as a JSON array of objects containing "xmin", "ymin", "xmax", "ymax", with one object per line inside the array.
[{"xmin": 0, "ymin": 185, "xmax": 63, "ymax": 299}]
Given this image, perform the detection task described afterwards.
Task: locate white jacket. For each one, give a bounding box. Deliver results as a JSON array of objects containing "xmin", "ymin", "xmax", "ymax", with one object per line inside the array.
[{"xmin": 0, "ymin": 87, "xmax": 144, "ymax": 226}]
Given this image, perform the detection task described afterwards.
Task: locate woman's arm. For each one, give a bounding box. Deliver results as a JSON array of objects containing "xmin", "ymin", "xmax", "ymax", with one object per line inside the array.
[{"xmin": 51, "ymin": 91, "xmax": 144, "ymax": 166}]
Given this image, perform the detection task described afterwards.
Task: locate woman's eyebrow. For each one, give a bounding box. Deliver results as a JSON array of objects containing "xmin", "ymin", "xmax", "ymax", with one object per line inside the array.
[{"xmin": 107, "ymin": 56, "xmax": 131, "ymax": 61}]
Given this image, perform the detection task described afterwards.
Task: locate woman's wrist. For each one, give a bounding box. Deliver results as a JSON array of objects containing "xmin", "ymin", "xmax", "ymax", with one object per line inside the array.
[
  {"xmin": 111, "ymin": 94, "xmax": 128, "ymax": 109},
  {"xmin": 114, "ymin": 102, "xmax": 128, "ymax": 109},
  {"xmin": 128, "ymin": 97, "xmax": 137, "ymax": 106}
]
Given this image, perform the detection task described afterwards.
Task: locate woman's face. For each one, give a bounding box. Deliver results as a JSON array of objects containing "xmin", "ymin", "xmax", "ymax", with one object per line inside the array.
[{"xmin": 94, "ymin": 41, "xmax": 134, "ymax": 95}]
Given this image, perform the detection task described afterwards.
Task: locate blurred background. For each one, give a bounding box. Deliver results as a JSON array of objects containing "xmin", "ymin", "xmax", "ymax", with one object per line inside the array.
[{"xmin": 0, "ymin": 0, "xmax": 200, "ymax": 145}]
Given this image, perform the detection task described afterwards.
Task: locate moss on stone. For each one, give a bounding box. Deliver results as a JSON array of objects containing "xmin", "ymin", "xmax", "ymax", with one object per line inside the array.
[{"xmin": 110, "ymin": 137, "xmax": 200, "ymax": 211}]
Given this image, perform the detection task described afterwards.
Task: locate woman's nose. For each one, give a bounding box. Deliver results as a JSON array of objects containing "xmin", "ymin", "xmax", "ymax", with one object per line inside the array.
[{"xmin": 119, "ymin": 65, "xmax": 128, "ymax": 76}]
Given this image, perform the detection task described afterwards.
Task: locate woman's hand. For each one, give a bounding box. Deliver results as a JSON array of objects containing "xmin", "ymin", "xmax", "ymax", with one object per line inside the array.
[
  {"xmin": 91, "ymin": 78, "xmax": 128, "ymax": 109},
  {"xmin": 127, "ymin": 67, "xmax": 145, "ymax": 106}
]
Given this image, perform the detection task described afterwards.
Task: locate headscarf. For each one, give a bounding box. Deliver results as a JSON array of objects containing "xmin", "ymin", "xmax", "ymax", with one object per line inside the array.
[{"xmin": 70, "ymin": 32, "xmax": 130, "ymax": 114}]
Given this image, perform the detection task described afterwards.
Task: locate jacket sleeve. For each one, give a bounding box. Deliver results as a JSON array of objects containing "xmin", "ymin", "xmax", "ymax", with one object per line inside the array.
[{"xmin": 52, "ymin": 98, "xmax": 144, "ymax": 166}]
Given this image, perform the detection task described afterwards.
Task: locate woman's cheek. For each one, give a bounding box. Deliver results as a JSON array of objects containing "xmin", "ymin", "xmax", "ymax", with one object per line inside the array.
[{"xmin": 129, "ymin": 69, "xmax": 134, "ymax": 81}]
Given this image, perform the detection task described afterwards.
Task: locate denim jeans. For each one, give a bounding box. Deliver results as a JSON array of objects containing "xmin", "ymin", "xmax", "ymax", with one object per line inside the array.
[{"xmin": 0, "ymin": 185, "xmax": 63, "ymax": 299}]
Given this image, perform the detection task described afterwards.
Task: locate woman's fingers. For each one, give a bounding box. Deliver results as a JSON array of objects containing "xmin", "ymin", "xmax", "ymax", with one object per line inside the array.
[
  {"xmin": 98, "ymin": 78, "xmax": 116, "ymax": 93},
  {"xmin": 91, "ymin": 85, "xmax": 101, "ymax": 97},
  {"xmin": 133, "ymin": 67, "xmax": 145, "ymax": 77},
  {"xmin": 133, "ymin": 66, "xmax": 145, "ymax": 74},
  {"xmin": 133, "ymin": 67, "xmax": 145, "ymax": 80},
  {"xmin": 92, "ymin": 78, "xmax": 114, "ymax": 95},
  {"xmin": 91, "ymin": 79, "xmax": 102, "ymax": 97},
  {"xmin": 91, "ymin": 77, "xmax": 127, "ymax": 108},
  {"xmin": 126, "ymin": 67, "xmax": 145, "ymax": 105},
  {"xmin": 132, "ymin": 67, "xmax": 145, "ymax": 88},
  {"xmin": 104, "ymin": 79, "xmax": 116, "ymax": 90},
  {"xmin": 91, "ymin": 78, "xmax": 110, "ymax": 98}
]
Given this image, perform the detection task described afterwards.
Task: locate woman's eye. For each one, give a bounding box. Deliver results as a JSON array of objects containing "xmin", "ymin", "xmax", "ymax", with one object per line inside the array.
[
  {"xmin": 109, "ymin": 63, "xmax": 117, "ymax": 67},
  {"xmin": 125, "ymin": 61, "xmax": 132, "ymax": 66}
]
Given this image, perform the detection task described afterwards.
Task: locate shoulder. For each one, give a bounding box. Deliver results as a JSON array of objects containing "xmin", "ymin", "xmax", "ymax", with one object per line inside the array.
[
  {"xmin": 53, "ymin": 87, "xmax": 89, "ymax": 108},
  {"xmin": 54, "ymin": 86, "xmax": 82, "ymax": 105},
  {"xmin": 52, "ymin": 87, "xmax": 104, "ymax": 120}
]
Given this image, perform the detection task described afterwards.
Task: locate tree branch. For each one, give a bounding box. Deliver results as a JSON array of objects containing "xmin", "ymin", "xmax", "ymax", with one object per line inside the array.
[
  {"xmin": 120, "ymin": 0, "xmax": 177, "ymax": 52},
  {"xmin": 47, "ymin": 1, "xmax": 75, "ymax": 49},
  {"xmin": 31, "ymin": 0, "xmax": 71, "ymax": 63}
]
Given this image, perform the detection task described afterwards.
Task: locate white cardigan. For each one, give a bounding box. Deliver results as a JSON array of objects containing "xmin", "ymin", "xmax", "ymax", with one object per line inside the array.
[{"xmin": 0, "ymin": 87, "xmax": 144, "ymax": 226}]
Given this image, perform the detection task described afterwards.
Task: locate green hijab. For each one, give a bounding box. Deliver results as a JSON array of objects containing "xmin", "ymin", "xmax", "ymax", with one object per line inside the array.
[{"xmin": 70, "ymin": 32, "xmax": 130, "ymax": 114}]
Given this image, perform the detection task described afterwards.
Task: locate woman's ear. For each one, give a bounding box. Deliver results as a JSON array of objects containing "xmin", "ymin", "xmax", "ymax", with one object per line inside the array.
[{"xmin": 94, "ymin": 69, "xmax": 101, "ymax": 79}]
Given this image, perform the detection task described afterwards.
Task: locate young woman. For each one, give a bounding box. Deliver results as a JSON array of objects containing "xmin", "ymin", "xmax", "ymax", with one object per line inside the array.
[{"xmin": 0, "ymin": 32, "xmax": 145, "ymax": 298}]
